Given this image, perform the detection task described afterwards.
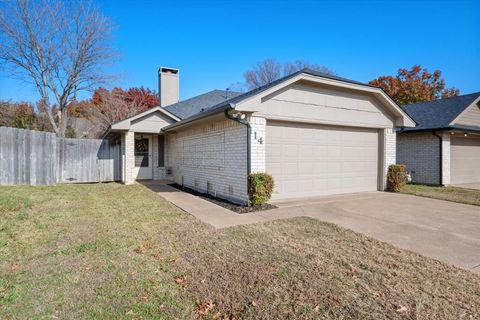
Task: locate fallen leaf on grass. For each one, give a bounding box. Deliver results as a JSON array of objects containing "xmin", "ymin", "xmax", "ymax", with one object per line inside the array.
[
  {"xmin": 9, "ymin": 262, "xmax": 21, "ymax": 273},
  {"xmin": 197, "ymin": 300, "xmax": 215, "ymax": 316},
  {"xmin": 396, "ymin": 305, "xmax": 408, "ymax": 313},
  {"xmin": 174, "ymin": 275, "xmax": 185, "ymax": 285}
]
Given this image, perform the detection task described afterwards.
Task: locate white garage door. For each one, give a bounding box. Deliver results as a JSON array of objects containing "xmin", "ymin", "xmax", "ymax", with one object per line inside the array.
[
  {"xmin": 266, "ymin": 121, "xmax": 379, "ymax": 200},
  {"xmin": 451, "ymin": 136, "xmax": 480, "ymax": 184}
]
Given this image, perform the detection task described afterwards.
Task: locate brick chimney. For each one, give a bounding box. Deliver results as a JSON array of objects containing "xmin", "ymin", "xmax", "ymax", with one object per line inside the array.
[{"xmin": 158, "ymin": 67, "xmax": 179, "ymax": 107}]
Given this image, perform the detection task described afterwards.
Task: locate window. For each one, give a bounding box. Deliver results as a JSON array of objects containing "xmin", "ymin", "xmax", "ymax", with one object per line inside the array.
[
  {"xmin": 158, "ymin": 135, "xmax": 165, "ymax": 167},
  {"xmin": 135, "ymin": 138, "xmax": 149, "ymax": 167}
]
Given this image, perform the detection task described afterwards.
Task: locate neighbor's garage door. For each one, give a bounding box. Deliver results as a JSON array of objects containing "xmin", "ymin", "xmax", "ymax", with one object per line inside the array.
[
  {"xmin": 451, "ymin": 136, "xmax": 480, "ymax": 184},
  {"xmin": 266, "ymin": 121, "xmax": 379, "ymax": 200}
]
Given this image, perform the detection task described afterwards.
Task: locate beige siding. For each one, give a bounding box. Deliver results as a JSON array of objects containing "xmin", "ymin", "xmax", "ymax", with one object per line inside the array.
[
  {"xmin": 454, "ymin": 103, "xmax": 480, "ymax": 127},
  {"xmin": 166, "ymin": 117, "xmax": 248, "ymax": 204},
  {"xmin": 266, "ymin": 121, "xmax": 379, "ymax": 200},
  {"xmin": 451, "ymin": 136, "xmax": 480, "ymax": 184},
  {"xmin": 130, "ymin": 111, "xmax": 175, "ymax": 133},
  {"xmin": 240, "ymin": 83, "xmax": 395, "ymax": 128}
]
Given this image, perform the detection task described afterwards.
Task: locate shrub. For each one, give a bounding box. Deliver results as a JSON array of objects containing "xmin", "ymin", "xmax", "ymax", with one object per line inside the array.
[
  {"xmin": 248, "ymin": 172, "xmax": 274, "ymax": 206},
  {"xmin": 387, "ymin": 164, "xmax": 407, "ymax": 192}
]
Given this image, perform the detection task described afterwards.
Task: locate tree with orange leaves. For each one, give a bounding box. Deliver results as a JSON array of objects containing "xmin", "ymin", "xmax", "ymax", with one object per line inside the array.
[{"xmin": 369, "ymin": 65, "xmax": 459, "ymax": 105}]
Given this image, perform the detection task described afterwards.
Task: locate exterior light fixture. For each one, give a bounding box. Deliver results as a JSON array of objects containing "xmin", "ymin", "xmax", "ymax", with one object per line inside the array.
[
  {"xmin": 464, "ymin": 132, "xmax": 468, "ymax": 137},
  {"xmin": 227, "ymin": 109, "xmax": 246, "ymax": 120}
]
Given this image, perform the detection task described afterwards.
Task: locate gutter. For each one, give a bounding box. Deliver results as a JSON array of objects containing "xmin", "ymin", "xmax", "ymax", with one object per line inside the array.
[
  {"xmin": 432, "ymin": 132, "xmax": 443, "ymax": 185},
  {"xmin": 399, "ymin": 125, "xmax": 480, "ymax": 134}
]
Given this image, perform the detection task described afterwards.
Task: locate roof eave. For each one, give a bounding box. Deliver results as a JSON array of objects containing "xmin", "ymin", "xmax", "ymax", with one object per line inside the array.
[
  {"xmin": 398, "ymin": 125, "xmax": 480, "ymax": 134},
  {"xmin": 162, "ymin": 103, "xmax": 234, "ymax": 132}
]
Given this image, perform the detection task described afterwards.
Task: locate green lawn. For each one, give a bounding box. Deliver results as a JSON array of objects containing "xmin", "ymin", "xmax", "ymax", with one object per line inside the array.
[
  {"xmin": 1, "ymin": 183, "xmax": 479, "ymax": 319},
  {"xmin": 401, "ymin": 184, "xmax": 480, "ymax": 206}
]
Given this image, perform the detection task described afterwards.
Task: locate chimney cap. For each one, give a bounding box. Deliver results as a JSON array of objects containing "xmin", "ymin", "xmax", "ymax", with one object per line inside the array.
[{"xmin": 159, "ymin": 66, "xmax": 179, "ymax": 75}]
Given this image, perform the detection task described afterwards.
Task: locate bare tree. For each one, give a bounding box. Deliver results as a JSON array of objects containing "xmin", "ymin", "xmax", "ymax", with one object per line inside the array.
[
  {"xmin": 0, "ymin": 0, "xmax": 114, "ymax": 137},
  {"xmin": 244, "ymin": 59, "xmax": 283, "ymax": 90},
  {"xmin": 244, "ymin": 59, "xmax": 334, "ymax": 90},
  {"xmin": 90, "ymin": 88, "xmax": 150, "ymax": 134}
]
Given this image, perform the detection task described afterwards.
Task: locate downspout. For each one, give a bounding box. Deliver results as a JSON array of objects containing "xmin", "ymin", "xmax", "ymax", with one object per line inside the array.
[
  {"xmin": 432, "ymin": 132, "xmax": 443, "ymax": 185},
  {"xmin": 224, "ymin": 108, "xmax": 251, "ymax": 205}
]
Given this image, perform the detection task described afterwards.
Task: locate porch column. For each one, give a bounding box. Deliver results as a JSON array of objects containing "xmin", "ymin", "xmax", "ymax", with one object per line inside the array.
[
  {"xmin": 122, "ymin": 131, "xmax": 135, "ymax": 184},
  {"xmin": 249, "ymin": 116, "xmax": 266, "ymax": 173},
  {"xmin": 441, "ymin": 133, "xmax": 451, "ymax": 185},
  {"xmin": 383, "ymin": 128, "xmax": 396, "ymax": 190}
]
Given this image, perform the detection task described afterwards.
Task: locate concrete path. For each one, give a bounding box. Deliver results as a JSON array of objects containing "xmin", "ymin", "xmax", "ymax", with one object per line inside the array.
[
  {"xmin": 143, "ymin": 181, "xmax": 480, "ymax": 272},
  {"xmin": 141, "ymin": 181, "xmax": 269, "ymax": 228}
]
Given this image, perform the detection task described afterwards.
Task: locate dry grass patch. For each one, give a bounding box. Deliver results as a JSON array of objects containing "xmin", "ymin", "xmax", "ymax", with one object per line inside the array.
[
  {"xmin": 1, "ymin": 183, "xmax": 479, "ymax": 319},
  {"xmin": 175, "ymin": 219, "xmax": 480, "ymax": 319},
  {"xmin": 401, "ymin": 184, "xmax": 480, "ymax": 206}
]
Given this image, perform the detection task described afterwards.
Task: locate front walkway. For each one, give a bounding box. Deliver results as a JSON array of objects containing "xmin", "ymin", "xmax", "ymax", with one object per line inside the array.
[
  {"xmin": 141, "ymin": 181, "xmax": 269, "ymax": 228},
  {"xmin": 143, "ymin": 181, "xmax": 480, "ymax": 272}
]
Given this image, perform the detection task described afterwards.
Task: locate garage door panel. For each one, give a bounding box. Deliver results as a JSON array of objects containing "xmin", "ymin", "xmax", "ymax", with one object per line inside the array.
[
  {"xmin": 267, "ymin": 121, "xmax": 379, "ymax": 200},
  {"xmin": 451, "ymin": 136, "xmax": 480, "ymax": 184}
]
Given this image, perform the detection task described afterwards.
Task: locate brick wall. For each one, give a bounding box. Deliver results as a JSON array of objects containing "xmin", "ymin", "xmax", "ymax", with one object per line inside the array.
[
  {"xmin": 397, "ymin": 132, "xmax": 441, "ymax": 185},
  {"xmin": 249, "ymin": 116, "xmax": 266, "ymax": 173},
  {"xmin": 166, "ymin": 117, "xmax": 249, "ymax": 205}
]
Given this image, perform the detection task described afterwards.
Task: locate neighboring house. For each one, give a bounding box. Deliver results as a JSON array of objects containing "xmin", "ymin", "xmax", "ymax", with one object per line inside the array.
[
  {"xmin": 397, "ymin": 92, "xmax": 480, "ymax": 186},
  {"xmin": 107, "ymin": 66, "xmax": 415, "ymax": 204}
]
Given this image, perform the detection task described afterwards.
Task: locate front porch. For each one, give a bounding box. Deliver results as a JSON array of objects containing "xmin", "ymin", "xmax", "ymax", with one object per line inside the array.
[
  {"xmin": 120, "ymin": 131, "xmax": 171, "ymax": 184},
  {"xmin": 107, "ymin": 106, "xmax": 181, "ymax": 184}
]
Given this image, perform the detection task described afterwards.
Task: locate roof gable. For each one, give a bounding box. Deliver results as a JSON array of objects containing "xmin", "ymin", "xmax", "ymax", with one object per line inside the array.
[
  {"xmin": 231, "ymin": 70, "xmax": 415, "ymax": 127},
  {"xmin": 451, "ymin": 96, "xmax": 480, "ymax": 127},
  {"xmin": 237, "ymin": 81, "xmax": 397, "ymax": 128},
  {"xmin": 401, "ymin": 92, "xmax": 480, "ymax": 131},
  {"xmin": 164, "ymin": 69, "xmax": 416, "ymax": 131},
  {"xmin": 111, "ymin": 106, "xmax": 179, "ymax": 131}
]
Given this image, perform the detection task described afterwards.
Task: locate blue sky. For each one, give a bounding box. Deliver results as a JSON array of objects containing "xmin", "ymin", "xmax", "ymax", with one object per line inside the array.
[{"xmin": 0, "ymin": 0, "xmax": 479, "ymax": 103}]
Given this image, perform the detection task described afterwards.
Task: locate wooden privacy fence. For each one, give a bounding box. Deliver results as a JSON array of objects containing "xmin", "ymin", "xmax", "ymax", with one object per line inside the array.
[{"xmin": 0, "ymin": 127, "xmax": 121, "ymax": 185}]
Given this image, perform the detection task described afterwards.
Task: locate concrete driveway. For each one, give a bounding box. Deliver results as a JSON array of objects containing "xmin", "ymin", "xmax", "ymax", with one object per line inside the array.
[
  {"xmin": 454, "ymin": 183, "xmax": 480, "ymax": 190},
  {"xmin": 258, "ymin": 192, "xmax": 480, "ymax": 272},
  {"xmin": 148, "ymin": 180, "xmax": 480, "ymax": 272}
]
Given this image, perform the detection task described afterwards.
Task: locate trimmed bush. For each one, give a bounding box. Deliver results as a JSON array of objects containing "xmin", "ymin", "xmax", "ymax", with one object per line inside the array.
[
  {"xmin": 248, "ymin": 172, "xmax": 274, "ymax": 206},
  {"xmin": 387, "ymin": 164, "xmax": 407, "ymax": 192}
]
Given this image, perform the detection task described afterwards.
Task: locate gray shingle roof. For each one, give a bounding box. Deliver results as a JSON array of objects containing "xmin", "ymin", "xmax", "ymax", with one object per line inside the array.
[
  {"xmin": 400, "ymin": 92, "xmax": 480, "ymax": 132},
  {"xmin": 164, "ymin": 89, "xmax": 242, "ymax": 119}
]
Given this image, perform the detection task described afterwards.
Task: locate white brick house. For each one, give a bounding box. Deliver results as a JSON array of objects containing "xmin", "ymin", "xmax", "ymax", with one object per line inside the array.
[
  {"xmin": 108, "ymin": 67, "xmax": 415, "ymax": 204},
  {"xmin": 398, "ymin": 93, "xmax": 480, "ymax": 186}
]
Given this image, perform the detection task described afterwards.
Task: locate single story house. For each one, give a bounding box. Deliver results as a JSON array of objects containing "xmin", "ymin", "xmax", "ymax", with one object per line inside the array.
[
  {"xmin": 397, "ymin": 92, "xmax": 480, "ymax": 186},
  {"xmin": 108, "ymin": 67, "xmax": 415, "ymax": 204}
]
